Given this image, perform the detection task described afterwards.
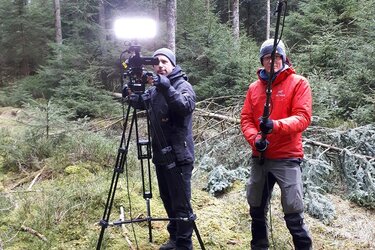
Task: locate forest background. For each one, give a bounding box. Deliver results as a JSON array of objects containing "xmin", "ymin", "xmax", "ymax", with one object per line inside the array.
[{"xmin": 0, "ymin": 0, "xmax": 374, "ymax": 249}]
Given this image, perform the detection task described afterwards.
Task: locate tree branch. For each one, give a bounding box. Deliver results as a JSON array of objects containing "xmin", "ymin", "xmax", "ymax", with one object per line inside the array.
[
  {"xmin": 304, "ymin": 139, "xmax": 375, "ymax": 161},
  {"xmin": 195, "ymin": 108, "xmax": 240, "ymax": 124},
  {"xmin": 20, "ymin": 225, "xmax": 47, "ymax": 242}
]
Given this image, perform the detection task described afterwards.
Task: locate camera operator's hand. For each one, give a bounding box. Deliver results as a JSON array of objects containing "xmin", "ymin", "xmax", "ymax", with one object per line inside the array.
[
  {"xmin": 255, "ymin": 138, "xmax": 269, "ymax": 152},
  {"xmin": 129, "ymin": 93, "xmax": 139, "ymax": 103},
  {"xmin": 153, "ymin": 74, "xmax": 171, "ymax": 91},
  {"xmin": 259, "ymin": 117, "xmax": 273, "ymax": 134},
  {"xmin": 122, "ymin": 85, "xmax": 130, "ymax": 98}
]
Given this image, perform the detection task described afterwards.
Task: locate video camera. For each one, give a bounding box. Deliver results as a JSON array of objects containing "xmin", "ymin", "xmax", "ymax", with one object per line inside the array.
[{"xmin": 121, "ymin": 44, "xmax": 159, "ymax": 95}]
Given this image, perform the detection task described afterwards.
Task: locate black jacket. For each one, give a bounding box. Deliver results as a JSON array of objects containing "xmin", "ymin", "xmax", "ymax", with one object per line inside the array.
[{"xmin": 143, "ymin": 65, "xmax": 196, "ymax": 166}]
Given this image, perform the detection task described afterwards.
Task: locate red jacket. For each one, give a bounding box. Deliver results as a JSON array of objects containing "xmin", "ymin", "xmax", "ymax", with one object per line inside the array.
[{"xmin": 240, "ymin": 67, "xmax": 312, "ymax": 159}]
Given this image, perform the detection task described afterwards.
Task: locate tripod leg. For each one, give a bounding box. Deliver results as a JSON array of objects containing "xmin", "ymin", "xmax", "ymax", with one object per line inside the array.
[
  {"xmin": 97, "ymin": 168, "xmax": 123, "ymax": 249},
  {"xmin": 192, "ymin": 222, "xmax": 206, "ymax": 250},
  {"xmin": 146, "ymin": 198, "xmax": 152, "ymax": 242},
  {"xmin": 97, "ymin": 105, "xmax": 135, "ymax": 250},
  {"xmin": 134, "ymin": 109, "xmax": 155, "ymax": 243}
]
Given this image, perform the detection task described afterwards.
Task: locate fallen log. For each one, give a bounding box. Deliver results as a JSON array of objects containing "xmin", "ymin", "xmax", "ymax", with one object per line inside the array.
[{"xmin": 195, "ymin": 108, "xmax": 240, "ymax": 124}]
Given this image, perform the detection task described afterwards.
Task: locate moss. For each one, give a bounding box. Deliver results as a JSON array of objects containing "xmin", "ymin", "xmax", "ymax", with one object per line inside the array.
[{"xmin": 64, "ymin": 164, "xmax": 93, "ymax": 178}]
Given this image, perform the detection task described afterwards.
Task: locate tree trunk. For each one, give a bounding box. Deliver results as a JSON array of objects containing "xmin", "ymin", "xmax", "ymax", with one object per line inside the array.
[
  {"xmin": 98, "ymin": 0, "xmax": 106, "ymax": 53},
  {"xmin": 54, "ymin": 0, "xmax": 62, "ymax": 45},
  {"xmin": 166, "ymin": 0, "xmax": 176, "ymax": 52},
  {"xmin": 152, "ymin": 0, "xmax": 160, "ymax": 49},
  {"xmin": 17, "ymin": 0, "xmax": 30, "ymax": 75},
  {"xmin": 231, "ymin": 0, "xmax": 239, "ymax": 41}
]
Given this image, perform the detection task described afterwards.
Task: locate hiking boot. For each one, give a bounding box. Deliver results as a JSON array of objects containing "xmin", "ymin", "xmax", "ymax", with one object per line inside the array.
[{"xmin": 159, "ymin": 239, "xmax": 176, "ymax": 250}]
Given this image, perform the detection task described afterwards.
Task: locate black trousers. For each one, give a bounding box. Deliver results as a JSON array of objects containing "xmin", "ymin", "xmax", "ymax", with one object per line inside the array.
[{"xmin": 155, "ymin": 163, "xmax": 194, "ymax": 250}]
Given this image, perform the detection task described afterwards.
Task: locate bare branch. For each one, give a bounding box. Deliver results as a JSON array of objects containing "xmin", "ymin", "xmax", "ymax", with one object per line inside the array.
[
  {"xmin": 195, "ymin": 108, "xmax": 240, "ymax": 124},
  {"xmin": 20, "ymin": 225, "xmax": 47, "ymax": 242}
]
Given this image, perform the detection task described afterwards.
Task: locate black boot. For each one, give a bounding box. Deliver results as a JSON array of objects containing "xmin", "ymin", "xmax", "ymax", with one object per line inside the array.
[
  {"xmin": 175, "ymin": 220, "xmax": 193, "ymax": 250},
  {"xmin": 250, "ymin": 216, "xmax": 269, "ymax": 250},
  {"xmin": 159, "ymin": 239, "xmax": 176, "ymax": 250},
  {"xmin": 285, "ymin": 213, "xmax": 312, "ymax": 250},
  {"xmin": 250, "ymin": 206, "xmax": 270, "ymax": 249}
]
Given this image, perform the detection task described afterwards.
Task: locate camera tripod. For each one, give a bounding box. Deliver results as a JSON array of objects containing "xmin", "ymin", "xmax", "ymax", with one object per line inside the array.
[{"xmin": 96, "ymin": 98, "xmax": 205, "ymax": 250}]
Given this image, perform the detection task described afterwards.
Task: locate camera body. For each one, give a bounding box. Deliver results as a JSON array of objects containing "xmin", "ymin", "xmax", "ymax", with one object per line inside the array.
[{"xmin": 123, "ymin": 45, "xmax": 159, "ymax": 94}]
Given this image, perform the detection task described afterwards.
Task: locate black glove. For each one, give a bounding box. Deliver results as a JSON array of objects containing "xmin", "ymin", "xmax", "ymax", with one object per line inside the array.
[
  {"xmin": 259, "ymin": 117, "xmax": 273, "ymax": 134},
  {"xmin": 153, "ymin": 74, "xmax": 171, "ymax": 91},
  {"xmin": 122, "ymin": 85, "xmax": 129, "ymax": 98},
  {"xmin": 129, "ymin": 93, "xmax": 139, "ymax": 103},
  {"xmin": 255, "ymin": 138, "xmax": 269, "ymax": 152}
]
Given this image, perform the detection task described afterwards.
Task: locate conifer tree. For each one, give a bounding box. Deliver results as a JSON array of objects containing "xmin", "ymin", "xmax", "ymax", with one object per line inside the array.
[
  {"xmin": 284, "ymin": 0, "xmax": 375, "ymax": 124},
  {"xmin": 0, "ymin": 0, "xmax": 54, "ymax": 77}
]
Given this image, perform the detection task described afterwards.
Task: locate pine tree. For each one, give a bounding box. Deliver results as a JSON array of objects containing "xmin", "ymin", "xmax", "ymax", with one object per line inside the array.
[
  {"xmin": 0, "ymin": 0, "xmax": 54, "ymax": 77},
  {"xmin": 284, "ymin": 0, "xmax": 375, "ymax": 124}
]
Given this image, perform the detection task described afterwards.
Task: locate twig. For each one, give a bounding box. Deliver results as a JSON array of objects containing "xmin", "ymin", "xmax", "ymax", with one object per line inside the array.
[
  {"xmin": 28, "ymin": 168, "xmax": 44, "ymax": 191},
  {"xmin": 119, "ymin": 206, "xmax": 135, "ymax": 250},
  {"xmin": 196, "ymin": 127, "xmax": 241, "ymax": 146},
  {"xmin": 194, "ymin": 118, "xmax": 225, "ymax": 141},
  {"xmin": 1, "ymin": 190, "xmax": 41, "ymax": 194},
  {"xmin": 57, "ymin": 203, "xmax": 83, "ymax": 223},
  {"xmin": 92, "ymin": 117, "xmax": 123, "ymax": 132},
  {"xmin": 20, "ymin": 225, "xmax": 47, "ymax": 242},
  {"xmin": 196, "ymin": 95, "xmax": 245, "ymax": 104},
  {"xmin": 10, "ymin": 176, "xmax": 32, "ymax": 190}
]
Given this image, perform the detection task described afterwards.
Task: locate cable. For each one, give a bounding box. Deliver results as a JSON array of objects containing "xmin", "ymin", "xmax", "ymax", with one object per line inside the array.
[
  {"xmin": 267, "ymin": 171, "xmax": 275, "ymax": 249},
  {"xmin": 124, "ymin": 151, "xmax": 139, "ymax": 249}
]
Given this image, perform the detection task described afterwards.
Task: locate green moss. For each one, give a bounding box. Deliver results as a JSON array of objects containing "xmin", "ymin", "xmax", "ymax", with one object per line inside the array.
[{"xmin": 64, "ymin": 164, "xmax": 92, "ymax": 177}]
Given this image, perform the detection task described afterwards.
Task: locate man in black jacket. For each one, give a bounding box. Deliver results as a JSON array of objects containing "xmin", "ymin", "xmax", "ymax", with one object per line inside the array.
[{"xmin": 131, "ymin": 48, "xmax": 196, "ymax": 250}]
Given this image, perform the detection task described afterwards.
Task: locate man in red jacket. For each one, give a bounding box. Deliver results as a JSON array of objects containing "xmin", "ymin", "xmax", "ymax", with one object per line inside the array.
[{"xmin": 241, "ymin": 39, "xmax": 313, "ymax": 250}]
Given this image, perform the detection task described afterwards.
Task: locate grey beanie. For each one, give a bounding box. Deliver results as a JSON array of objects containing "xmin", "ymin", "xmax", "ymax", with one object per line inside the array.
[
  {"xmin": 153, "ymin": 48, "xmax": 176, "ymax": 66},
  {"xmin": 259, "ymin": 39, "xmax": 286, "ymax": 64}
]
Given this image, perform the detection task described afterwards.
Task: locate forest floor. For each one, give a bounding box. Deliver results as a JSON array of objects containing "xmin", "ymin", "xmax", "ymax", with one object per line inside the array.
[
  {"xmin": 267, "ymin": 189, "xmax": 375, "ymax": 249},
  {"xmin": 190, "ymin": 178, "xmax": 375, "ymax": 250},
  {"xmin": 1, "ymin": 106, "xmax": 375, "ymax": 249},
  {"xmin": 316, "ymin": 194, "xmax": 375, "ymax": 248},
  {"xmin": 0, "ymin": 107, "xmax": 21, "ymax": 129}
]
